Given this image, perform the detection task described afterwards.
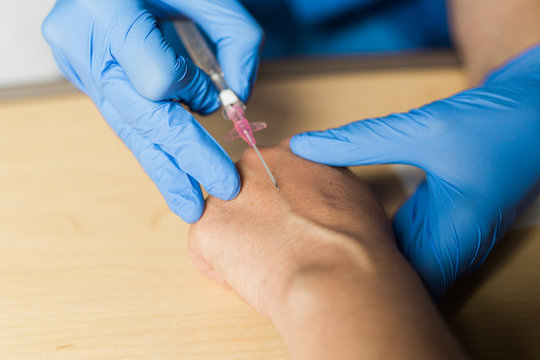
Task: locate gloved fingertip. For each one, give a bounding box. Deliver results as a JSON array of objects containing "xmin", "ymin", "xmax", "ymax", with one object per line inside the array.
[
  {"xmin": 195, "ymin": 96, "xmax": 220, "ymax": 116},
  {"xmin": 289, "ymin": 133, "xmax": 314, "ymax": 155},
  {"xmin": 170, "ymin": 196, "xmax": 204, "ymax": 224},
  {"xmin": 236, "ymin": 83, "xmax": 251, "ymax": 104},
  {"xmin": 222, "ymin": 180, "xmax": 241, "ymax": 201},
  {"xmin": 178, "ymin": 64, "xmax": 220, "ymax": 114},
  {"xmin": 206, "ymin": 169, "xmax": 241, "ymax": 201},
  {"xmin": 223, "ymin": 76, "xmax": 248, "ymax": 104},
  {"xmin": 219, "ymin": 32, "xmax": 262, "ymax": 103}
]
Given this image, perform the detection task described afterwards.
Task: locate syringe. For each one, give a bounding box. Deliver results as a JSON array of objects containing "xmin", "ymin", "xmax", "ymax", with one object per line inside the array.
[{"xmin": 174, "ymin": 18, "xmax": 279, "ymax": 191}]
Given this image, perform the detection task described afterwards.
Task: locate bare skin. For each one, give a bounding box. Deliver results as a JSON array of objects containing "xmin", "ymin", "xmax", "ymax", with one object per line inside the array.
[
  {"xmin": 188, "ymin": 2, "xmax": 540, "ymax": 358},
  {"xmin": 189, "ymin": 141, "xmax": 467, "ymax": 360},
  {"xmin": 450, "ymin": 0, "xmax": 540, "ymax": 83}
]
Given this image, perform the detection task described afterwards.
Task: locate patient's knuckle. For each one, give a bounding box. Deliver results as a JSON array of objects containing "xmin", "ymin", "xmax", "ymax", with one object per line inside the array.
[{"xmin": 240, "ymin": 147, "xmax": 259, "ymax": 166}]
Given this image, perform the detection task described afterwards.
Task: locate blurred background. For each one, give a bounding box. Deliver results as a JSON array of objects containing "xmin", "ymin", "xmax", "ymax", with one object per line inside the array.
[
  {"xmin": 0, "ymin": 1, "xmax": 63, "ymax": 89},
  {"xmin": 0, "ymin": 0, "xmax": 452, "ymax": 91}
]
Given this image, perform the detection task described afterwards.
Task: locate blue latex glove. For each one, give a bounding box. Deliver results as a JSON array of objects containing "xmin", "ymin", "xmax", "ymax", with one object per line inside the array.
[
  {"xmin": 290, "ymin": 45, "xmax": 540, "ymax": 298},
  {"xmin": 42, "ymin": 0, "xmax": 263, "ymax": 223}
]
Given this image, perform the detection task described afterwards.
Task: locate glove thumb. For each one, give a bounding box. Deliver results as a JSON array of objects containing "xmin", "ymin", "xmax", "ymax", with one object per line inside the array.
[
  {"xmin": 392, "ymin": 179, "xmax": 450, "ymax": 300},
  {"xmin": 110, "ymin": 7, "xmax": 219, "ymax": 113},
  {"xmin": 290, "ymin": 109, "xmax": 434, "ymax": 169}
]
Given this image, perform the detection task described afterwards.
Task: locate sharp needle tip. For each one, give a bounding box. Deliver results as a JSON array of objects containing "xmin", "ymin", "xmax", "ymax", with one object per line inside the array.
[{"xmin": 252, "ymin": 144, "xmax": 280, "ymax": 191}]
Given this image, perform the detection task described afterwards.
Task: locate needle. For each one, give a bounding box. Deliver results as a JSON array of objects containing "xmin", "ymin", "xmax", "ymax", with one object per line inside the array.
[
  {"xmin": 174, "ymin": 19, "xmax": 279, "ymax": 191},
  {"xmin": 252, "ymin": 144, "xmax": 280, "ymax": 191}
]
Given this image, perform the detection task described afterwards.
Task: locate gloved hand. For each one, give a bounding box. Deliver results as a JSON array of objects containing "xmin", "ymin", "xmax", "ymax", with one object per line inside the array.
[
  {"xmin": 290, "ymin": 45, "xmax": 540, "ymax": 298},
  {"xmin": 42, "ymin": 0, "xmax": 263, "ymax": 223}
]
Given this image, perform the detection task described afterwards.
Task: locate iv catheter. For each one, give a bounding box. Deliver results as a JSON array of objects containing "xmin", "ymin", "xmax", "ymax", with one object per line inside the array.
[{"xmin": 174, "ymin": 19, "xmax": 279, "ymax": 191}]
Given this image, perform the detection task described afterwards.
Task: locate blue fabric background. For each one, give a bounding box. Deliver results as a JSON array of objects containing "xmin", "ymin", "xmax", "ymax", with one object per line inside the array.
[{"xmin": 241, "ymin": 0, "xmax": 451, "ymax": 57}]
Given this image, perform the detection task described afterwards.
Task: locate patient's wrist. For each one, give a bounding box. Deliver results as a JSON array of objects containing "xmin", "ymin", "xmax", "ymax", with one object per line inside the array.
[
  {"xmin": 264, "ymin": 235, "xmax": 467, "ymax": 360},
  {"xmin": 269, "ymin": 251, "xmax": 390, "ymax": 360},
  {"xmin": 263, "ymin": 230, "xmax": 399, "ymax": 326}
]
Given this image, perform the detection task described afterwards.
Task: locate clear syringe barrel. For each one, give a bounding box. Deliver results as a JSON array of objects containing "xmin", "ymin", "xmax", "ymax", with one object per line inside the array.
[
  {"xmin": 175, "ymin": 18, "xmax": 254, "ymax": 146},
  {"xmin": 174, "ymin": 19, "xmax": 229, "ymax": 92},
  {"xmin": 174, "ymin": 19, "xmax": 278, "ymax": 189}
]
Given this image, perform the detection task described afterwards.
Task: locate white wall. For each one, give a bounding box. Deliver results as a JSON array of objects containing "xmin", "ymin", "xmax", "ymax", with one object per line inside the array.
[{"xmin": 0, "ymin": 0, "xmax": 62, "ymax": 88}]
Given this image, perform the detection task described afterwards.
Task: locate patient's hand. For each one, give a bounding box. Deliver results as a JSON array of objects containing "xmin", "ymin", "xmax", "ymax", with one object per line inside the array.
[
  {"xmin": 189, "ymin": 140, "xmax": 466, "ymax": 360},
  {"xmin": 189, "ymin": 139, "xmax": 396, "ymax": 315}
]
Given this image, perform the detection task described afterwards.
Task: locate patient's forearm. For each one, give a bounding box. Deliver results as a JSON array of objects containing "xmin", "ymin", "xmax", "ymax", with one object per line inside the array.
[
  {"xmin": 268, "ymin": 240, "xmax": 467, "ymax": 360},
  {"xmin": 450, "ymin": 0, "xmax": 540, "ymax": 83}
]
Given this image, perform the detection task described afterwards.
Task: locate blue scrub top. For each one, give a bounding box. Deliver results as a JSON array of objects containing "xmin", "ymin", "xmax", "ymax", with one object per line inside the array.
[{"xmin": 241, "ymin": 0, "xmax": 451, "ymax": 57}]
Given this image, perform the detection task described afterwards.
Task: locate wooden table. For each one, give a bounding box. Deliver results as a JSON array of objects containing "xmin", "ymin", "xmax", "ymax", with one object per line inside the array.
[{"xmin": 1, "ymin": 55, "xmax": 539, "ymax": 359}]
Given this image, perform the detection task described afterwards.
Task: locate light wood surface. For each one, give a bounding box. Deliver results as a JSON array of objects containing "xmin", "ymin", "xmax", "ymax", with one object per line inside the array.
[{"xmin": 0, "ymin": 59, "xmax": 539, "ymax": 359}]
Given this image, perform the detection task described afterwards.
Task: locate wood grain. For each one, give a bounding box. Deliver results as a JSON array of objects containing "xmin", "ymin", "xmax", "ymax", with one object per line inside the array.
[{"xmin": 1, "ymin": 61, "xmax": 538, "ymax": 359}]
